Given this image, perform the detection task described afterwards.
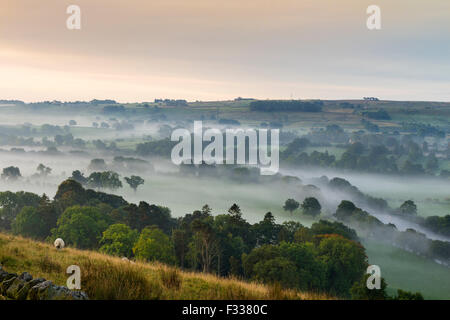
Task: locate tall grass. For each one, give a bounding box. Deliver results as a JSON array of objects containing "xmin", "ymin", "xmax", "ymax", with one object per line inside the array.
[
  {"xmin": 158, "ymin": 267, "xmax": 182, "ymax": 291},
  {"xmin": 37, "ymin": 255, "xmax": 63, "ymax": 273},
  {"xmin": 81, "ymin": 260, "xmax": 162, "ymax": 300}
]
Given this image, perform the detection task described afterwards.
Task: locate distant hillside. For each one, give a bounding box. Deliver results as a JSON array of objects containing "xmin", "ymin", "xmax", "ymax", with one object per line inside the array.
[{"xmin": 0, "ymin": 233, "xmax": 334, "ymax": 300}]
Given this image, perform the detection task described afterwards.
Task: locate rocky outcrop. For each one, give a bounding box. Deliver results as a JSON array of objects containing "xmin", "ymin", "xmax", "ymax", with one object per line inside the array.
[{"xmin": 0, "ymin": 267, "xmax": 88, "ymax": 300}]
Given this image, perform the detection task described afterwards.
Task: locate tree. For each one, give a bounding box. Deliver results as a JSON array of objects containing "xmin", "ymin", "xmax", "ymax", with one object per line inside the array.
[
  {"xmin": 210, "ymin": 213, "xmax": 250, "ymax": 276},
  {"xmin": 310, "ymin": 220, "xmax": 358, "ymax": 241},
  {"xmin": 350, "ymin": 274, "xmax": 389, "ymax": 300},
  {"xmin": 283, "ymin": 137, "xmax": 310, "ymax": 157},
  {"xmin": 36, "ymin": 163, "xmax": 52, "ymax": 177},
  {"xmin": 294, "ymin": 226, "xmax": 314, "ymax": 243},
  {"xmin": 1, "ymin": 166, "xmax": 21, "ymax": 181},
  {"xmin": 278, "ymin": 221, "xmax": 303, "ymax": 242},
  {"xmin": 87, "ymin": 171, "xmax": 122, "ymax": 190},
  {"xmin": 71, "ymin": 170, "xmax": 88, "ymax": 185},
  {"xmin": 335, "ymin": 200, "xmax": 357, "ymax": 218},
  {"xmin": 12, "ymin": 207, "xmax": 47, "ymax": 239},
  {"xmin": 173, "ymin": 229, "xmax": 189, "ymax": 267},
  {"xmin": 99, "ymin": 223, "xmax": 139, "ymax": 258},
  {"xmin": 399, "ymin": 200, "xmax": 417, "ymax": 215},
  {"xmin": 252, "ymin": 257, "xmax": 299, "ymax": 288},
  {"xmin": 283, "ymin": 199, "xmax": 300, "ymax": 215},
  {"xmin": 278, "ymin": 242, "xmax": 327, "ymax": 290},
  {"xmin": 251, "ymin": 212, "xmax": 280, "ymax": 246},
  {"xmin": 51, "ymin": 206, "xmax": 111, "ymax": 249},
  {"xmin": 191, "ymin": 216, "xmax": 219, "ymax": 273},
  {"xmin": 133, "ymin": 226, "xmax": 176, "ymax": 264},
  {"xmin": 394, "ymin": 289, "xmax": 424, "ymax": 300},
  {"xmin": 228, "ymin": 203, "xmax": 242, "ymax": 219},
  {"xmin": 317, "ymin": 235, "xmax": 368, "ymax": 297},
  {"xmin": 242, "ymin": 243, "xmax": 321, "ymax": 290},
  {"xmin": 110, "ymin": 202, "xmax": 175, "ymax": 233},
  {"xmin": 202, "ymin": 204, "xmax": 212, "ymax": 215},
  {"xmin": 54, "ymin": 179, "xmax": 88, "ymax": 209},
  {"xmin": 13, "ymin": 194, "xmax": 59, "ymax": 240},
  {"xmin": 124, "ymin": 175, "xmax": 145, "ymax": 192},
  {"xmin": 242, "ymin": 245, "xmax": 282, "ymax": 279},
  {"xmin": 337, "ymin": 151, "xmax": 358, "ymax": 169},
  {"xmin": 0, "ymin": 191, "xmax": 41, "ymax": 230},
  {"xmin": 301, "ymin": 197, "xmax": 321, "ymax": 217}
]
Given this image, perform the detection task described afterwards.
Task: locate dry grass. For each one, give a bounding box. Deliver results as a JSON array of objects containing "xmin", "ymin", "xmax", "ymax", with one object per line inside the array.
[
  {"xmin": 37, "ymin": 255, "xmax": 63, "ymax": 273},
  {"xmin": 0, "ymin": 233, "xmax": 335, "ymax": 300},
  {"xmin": 158, "ymin": 266, "xmax": 182, "ymax": 291},
  {"xmin": 81, "ymin": 259, "xmax": 162, "ymax": 300}
]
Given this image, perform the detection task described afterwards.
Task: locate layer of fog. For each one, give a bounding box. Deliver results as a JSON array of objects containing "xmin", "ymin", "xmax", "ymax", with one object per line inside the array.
[
  {"xmin": 0, "ymin": 108, "xmax": 171, "ymax": 141},
  {"xmin": 0, "ymin": 150, "xmax": 313, "ymax": 225},
  {"xmin": 282, "ymin": 166, "xmax": 450, "ymax": 242}
]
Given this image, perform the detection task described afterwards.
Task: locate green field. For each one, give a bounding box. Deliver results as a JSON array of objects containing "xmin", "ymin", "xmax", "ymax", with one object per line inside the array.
[{"xmin": 364, "ymin": 240, "xmax": 450, "ymax": 299}]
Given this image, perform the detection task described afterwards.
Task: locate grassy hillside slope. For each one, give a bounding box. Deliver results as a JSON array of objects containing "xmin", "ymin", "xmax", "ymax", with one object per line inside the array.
[{"xmin": 0, "ymin": 233, "xmax": 333, "ymax": 300}]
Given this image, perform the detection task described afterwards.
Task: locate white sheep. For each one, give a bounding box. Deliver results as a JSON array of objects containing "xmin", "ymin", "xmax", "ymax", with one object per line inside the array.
[
  {"xmin": 121, "ymin": 257, "xmax": 135, "ymax": 264},
  {"xmin": 54, "ymin": 238, "xmax": 65, "ymax": 250}
]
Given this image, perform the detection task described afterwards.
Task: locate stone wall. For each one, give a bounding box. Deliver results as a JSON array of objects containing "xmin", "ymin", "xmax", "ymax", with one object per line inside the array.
[{"xmin": 0, "ymin": 266, "xmax": 88, "ymax": 300}]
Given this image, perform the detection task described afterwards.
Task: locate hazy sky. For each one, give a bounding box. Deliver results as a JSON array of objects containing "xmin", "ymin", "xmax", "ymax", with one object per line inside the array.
[{"xmin": 1, "ymin": 0, "xmax": 449, "ymax": 102}]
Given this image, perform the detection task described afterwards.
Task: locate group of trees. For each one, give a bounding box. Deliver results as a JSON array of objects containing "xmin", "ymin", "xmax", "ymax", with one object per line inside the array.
[
  {"xmin": 0, "ymin": 163, "xmax": 145, "ymax": 193},
  {"xmin": 99, "ymin": 203, "xmax": 369, "ymax": 297},
  {"xmin": 1, "ymin": 166, "xmax": 22, "ymax": 181},
  {"xmin": 397, "ymin": 200, "xmax": 418, "ymax": 215},
  {"xmin": 423, "ymin": 215, "xmax": 450, "ymax": 237},
  {"xmin": 0, "ymin": 163, "xmax": 144, "ymax": 193},
  {"xmin": 334, "ymin": 200, "xmax": 450, "ymax": 263},
  {"xmin": 71, "ymin": 170, "xmax": 144, "ymax": 192},
  {"xmin": 36, "ymin": 164, "xmax": 52, "ymax": 177},
  {"xmin": 54, "ymin": 133, "xmax": 86, "ymax": 148},
  {"xmin": 281, "ymin": 126, "xmax": 449, "ymax": 177},
  {"xmin": 394, "ymin": 201, "xmax": 450, "ymax": 237},
  {"xmin": 249, "ymin": 100, "xmax": 323, "ymax": 112},
  {"xmin": 0, "ymin": 191, "xmax": 42, "ymax": 230},
  {"xmin": 136, "ymin": 139, "xmax": 176, "ymax": 157},
  {"xmin": 283, "ymin": 197, "xmax": 321, "ymax": 217},
  {"xmin": 361, "ymin": 109, "xmax": 391, "ymax": 120},
  {"xmin": 402, "ymin": 122, "xmax": 445, "ymax": 138}
]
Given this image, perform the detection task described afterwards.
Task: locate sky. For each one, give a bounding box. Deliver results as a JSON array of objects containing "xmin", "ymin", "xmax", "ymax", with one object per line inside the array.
[{"xmin": 0, "ymin": 0, "xmax": 449, "ymax": 102}]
